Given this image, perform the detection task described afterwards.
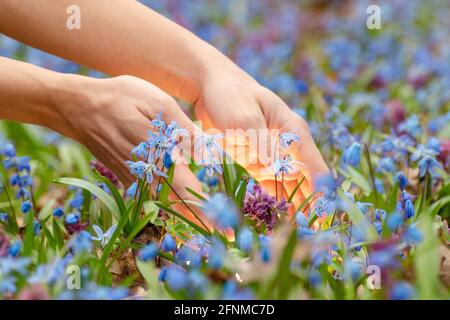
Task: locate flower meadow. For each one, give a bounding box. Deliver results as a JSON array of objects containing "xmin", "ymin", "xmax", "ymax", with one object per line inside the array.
[{"xmin": 0, "ymin": 0, "xmax": 449, "ymax": 300}]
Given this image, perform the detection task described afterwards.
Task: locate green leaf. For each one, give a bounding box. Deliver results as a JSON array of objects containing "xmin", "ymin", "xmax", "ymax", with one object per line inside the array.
[
  {"xmin": 107, "ymin": 206, "xmax": 158, "ymax": 269},
  {"xmin": 98, "ymin": 199, "xmax": 134, "ymax": 283},
  {"xmin": 23, "ymin": 211, "xmax": 35, "ymax": 256},
  {"xmin": 158, "ymin": 164, "xmax": 175, "ymax": 205},
  {"xmin": 155, "ymin": 201, "xmax": 210, "ymax": 237},
  {"xmin": 52, "ymin": 219, "xmax": 65, "ymax": 249},
  {"xmin": 95, "ymin": 173, "xmax": 126, "ymax": 215},
  {"xmin": 338, "ymin": 190, "xmax": 378, "ymax": 242},
  {"xmin": 275, "ymin": 228, "xmax": 297, "ymax": 299},
  {"xmin": 288, "ymin": 177, "xmax": 305, "ymax": 203},
  {"xmin": 185, "ymin": 187, "xmax": 207, "ymax": 202},
  {"xmin": 414, "ymin": 211, "xmax": 442, "ymax": 299},
  {"xmin": 38, "ymin": 198, "xmax": 56, "ymax": 220},
  {"xmin": 56, "ymin": 177, "xmax": 121, "ymax": 221},
  {"xmin": 143, "ymin": 201, "xmax": 160, "ymax": 224},
  {"xmin": 234, "ymin": 178, "xmax": 248, "ymax": 208},
  {"xmin": 130, "ymin": 180, "xmax": 148, "ymax": 229},
  {"xmin": 222, "ymin": 157, "xmax": 236, "ymax": 197},
  {"xmin": 338, "ymin": 166, "xmax": 372, "ymax": 194}
]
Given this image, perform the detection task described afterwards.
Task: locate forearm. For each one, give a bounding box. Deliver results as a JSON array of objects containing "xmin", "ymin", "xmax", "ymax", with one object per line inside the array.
[
  {"xmin": 0, "ymin": 0, "xmax": 234, "ymax": 103},
  {"xmin": 0, "ymin": 56, "xmax": 92, "ymax": 139}
]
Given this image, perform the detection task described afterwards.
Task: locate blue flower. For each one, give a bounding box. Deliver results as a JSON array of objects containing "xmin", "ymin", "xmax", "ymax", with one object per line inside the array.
[
  {"xmin": 161, "ymin": 234, "xmax": 177, "ymax": 252},
  {"xmin": 369, "ymin": 246, "xmax": 398, "ymax": 268},
  {"xmin": 344, "ymin": 260, "xmax": 362, "ymax": 282},
  {"xmin": 15, "ymin": 187, "xmax": 30, "ymax": 199},
  {"xmin": 0, "ymin": 212, "xmax": 8, "ymax": 222},
  {"xmin": 0, "ymin": 143, "xmax": 16, "ymax": 157},
  {"xmin": 398, "ymin": 115, "xmax": 422, "ymax": 138},
  {"xmin": 196, "ymin": 133, "xmax": 223, "ymax": 157},
  {"xmin": 8, "ymin": 240, "xmax": 21, "ymax": 257},
  {"xmin": 91, "ymin": 224, "xmax": 117, "ymax": 247},
  {"xmin": 130, "ymin": 142, "xmax": 149, "ymax": 159},
  {"xmin": 0, "ymin": 277, "xmax": 17, "ymax": 295},
  {"xmin": 52, "ymin": 207, "xmax": 64, "ymax": 218},
  {"xmin": 426, "ymin": 137, "xmax": 441, "ymax": 153},
  {"xmin": 387, "ymin": 212, "xmax": 403, "ymax": 231},
  {"xmin": 237, "ymin": 227, "xmax": 253, "ymax": 254},
  {"xmin": 138, "ymin": 243, "xmax": 159, "ymax": 262},
  {"xmin": 279, "ymin": 131, "xmax": 300, "ymax": 149},
  {"xmin": 222, "ymin": 280, "xmax": 254, "ymax": 300},
  {"xmin": 70, "ymin": 192, "xmax": 84, "ymax": 209},
  {"xmin": 273, "ymin": 155, "xmax": 297, "ymax": 177},
  {"xmin": 10, "ymin": 173, "xmax": 32, "ymax": 187},
  {"xmin": 126, "ymin": 182, "xmax": 138, "ymax": 198},
  {"xmin": 126, "ymin": 156, "xmax": 167, "ymax": 184},
  {"xmin": 162, "ymin": 151, "xmax": 173, "ymax": 169},
  {"xmin": 150, "ymin": 112, "xmax": 166, "ymax": 130},
  {"xmin": 374, "ymin": 221, "xmax": 383, "ymax": 234},
  {"xmin": 308, "ymin": 269, "xmax": 322, "ymax": 288},
  {"xmin": 65, "ymin": 213, "xmax": 80, "ymax": 225},
  {"xmin": 199, "ymin": 156, "xmax": 222, "ymax": 177},
  {"xmin": 313, "ymin": 173, "xmax": 337, "ymax": 197},
  {"xmin": 259, "ymin": 235, "xmax": 271, "ymax": 263},
  {"xmin": 404, "ymin": 199, "xmax": 415, "ymax": 219},
  {"xmin": 158, "ymin": 267, "xmax": 168, "ymax": 282},
  {"xmin": 21, "ymin": 200, "xmax": 32, "ymax": 213},
  {"xmin": 418, "ymin": 155, "xmax": 441, "ymax": 178},
  {"xmin": 314, "ymin": 196, "xmax": 336, "ymax": 217},
  {"xmin": 0, "ymin": 257, "xmax": 31, "ymax": 275},
  {"xmin": 377, "ymin": 157, "xmax": 395, "ymax": 173},
  {"xmin": 187, "ymin": 270, "xmax": 207, "ymax": 293},
  {"xmin": 208, "ymin": 238, "xmax": 226, "ymax": 269},
  {"xmin": 342, "ymin": 142, "xmax": 361, "ymax": 167},
  {"xmin": 196, "ymin": 167, "xmax": 219, "ymax": 187},
  {"xmin": 203, "ymin": 193, "xmax": 239, "ymax": 229},
  {"xmin": 33, "ymin": 220, "xmax": 41, "ymax": 235},
  {"xmin": 411, "ymin": 144, "xmax": 438, "ymax": 162},
  {"xmin": 166, "ymin": 265, "xmax": 189, "ymax": 291},
  {"xmin": 296, "ymin": 212, "xmax": 309, "ymax": 227},
  {"xmin": 175, "ymin": 245, "xmax": 202, "ymax": 269},
  {"xmin": 70, "ymin": 231, "xmax": 92, "ymax": 254},
  {"xmin": 356, "ymin": 202, "xmax": 372, "ymax": 214},
  {"xmin": 390, "ymin": 282, "xmax": 415, "ymax": 300},
  {"xmin": 375, "ymin": 209, "xmax": 386, "ymax": 221},
  {"xmin": 403, "ymin": 225, "xmax": 422, "ymax": 245},
  {"xmin": 396, "ymin": 171, "xmax": 408, "ymax": 190}
]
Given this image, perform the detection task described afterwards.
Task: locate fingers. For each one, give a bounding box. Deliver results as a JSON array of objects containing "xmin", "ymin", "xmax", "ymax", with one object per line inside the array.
[{"xmin": 258, "ymin": 88, "xmax": 329, "ymax": 203}]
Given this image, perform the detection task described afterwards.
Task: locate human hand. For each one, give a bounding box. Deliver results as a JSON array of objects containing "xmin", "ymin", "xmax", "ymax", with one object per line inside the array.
[
  {"xmin": 193, "ymin": 65, "xmax": 328, "ymax": 206},
  {"xmin": 56, "ymin": 74, "xmax": 210, "ymax": 226}
]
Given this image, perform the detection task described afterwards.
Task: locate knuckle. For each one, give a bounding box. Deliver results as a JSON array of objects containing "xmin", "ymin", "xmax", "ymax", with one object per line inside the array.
[{"xmin": 292, "ymin": 112, "xmax": 311, "ymax": 135}]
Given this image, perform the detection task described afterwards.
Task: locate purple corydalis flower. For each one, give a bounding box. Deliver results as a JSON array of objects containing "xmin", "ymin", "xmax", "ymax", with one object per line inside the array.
[
  {"xmin": 384, "ymin": 100, "xmax": 406, "ymax": 127},
  {"xmin": 243, "ymin": 184, "xmax": 289, "ymax": 231},
  {"xmin": 90, "ymin": 160, "xmax": 120, "ymax": 187},
  {"xmin": 0, "ymin": 230, "xmax": 10, "ymax": 257}
]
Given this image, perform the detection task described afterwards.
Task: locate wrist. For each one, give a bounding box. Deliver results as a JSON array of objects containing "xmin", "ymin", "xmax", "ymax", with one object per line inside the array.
[{"xmin": 47, "ymin": 73, "xmax": 99, "ymax": 139}]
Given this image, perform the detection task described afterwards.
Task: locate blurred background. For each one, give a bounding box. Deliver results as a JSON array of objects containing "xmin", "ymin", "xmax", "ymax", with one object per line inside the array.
[{"xmin": 1, "ymin": 0, "xmax": 449, "ymax": 203}]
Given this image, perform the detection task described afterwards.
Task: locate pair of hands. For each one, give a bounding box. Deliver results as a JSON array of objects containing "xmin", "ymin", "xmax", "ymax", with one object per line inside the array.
[{"xmin": 60, "ymin": 68, "xmax": 328, "ymax": 211}]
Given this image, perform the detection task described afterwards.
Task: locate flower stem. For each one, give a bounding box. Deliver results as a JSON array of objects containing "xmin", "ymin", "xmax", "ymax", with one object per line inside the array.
[{"xmin": 162, "ymin": 176, "xmax": 211, "ymax": 233}]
